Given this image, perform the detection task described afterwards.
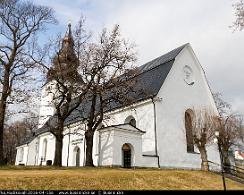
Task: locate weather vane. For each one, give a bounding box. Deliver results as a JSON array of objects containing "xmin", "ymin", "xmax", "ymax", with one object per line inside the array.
[{"xmin": 68, "ymin": 19, "xmax": 72, "ymax": 27}]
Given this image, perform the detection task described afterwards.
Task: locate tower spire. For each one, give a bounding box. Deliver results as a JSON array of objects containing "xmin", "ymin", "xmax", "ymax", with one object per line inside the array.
[
  {"xmin": 63, "ymin": 21, "xmax": 73, "ymax": 43},
  {"xmin": 68, "ymin": 20, "xmax": 71, "ymax": 37},
  {"xmin": 48, "ymin": 22, "xmax": 79, "ymax": 81},
  {"xmin": 62, "ymin": 21, "xmax": 74, "ymax": 48},
  {"xmin": 55, "ymin": 22, "xmax": 76, "ymax": 61}
]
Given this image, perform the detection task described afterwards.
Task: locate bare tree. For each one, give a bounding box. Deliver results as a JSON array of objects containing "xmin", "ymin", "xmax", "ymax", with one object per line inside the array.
[
  {"xmin": 217, "ymin": 113, "xmax": 243, "ymax": 171},
  {"xmin": 0, "ymin": 0, "xmax": 56, "ymax": 165},
  {"xmin": 191, "ymin": 109, "xmax": 218, "ymax": 171},
  {"xmin": 3, "ymin": 114, "xmax": 38, "ymax": 164},
  {"xmin": 213, "ymin": 92, "xmax": 231, "ymax": 117},
  {"xmin": 80, "ymin": 25, "xmax": 137, "ymax": 166},
  {"xmin": 213, "ymin": 92, "xmax": 244, "ymax": 171},
  {"xmin": 232, "ymin": 0, "xmax": 244, "ymax": 31},
  {"xmin": 37, "ymin": 18, "xmax": 93, "ymax": 167},
  {"xmin": 40, "ymin": 21, "xmax": 137, "ymax": 166}
]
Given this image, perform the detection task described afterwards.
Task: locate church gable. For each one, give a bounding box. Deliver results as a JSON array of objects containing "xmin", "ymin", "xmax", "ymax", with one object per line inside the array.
[
  {"xmin": 154, "ymin": 44, "xmax": 218, "ymax": 167},
  {"xmin": 157, "ymin": 43, "xmax": 217, "ymax": 111}
]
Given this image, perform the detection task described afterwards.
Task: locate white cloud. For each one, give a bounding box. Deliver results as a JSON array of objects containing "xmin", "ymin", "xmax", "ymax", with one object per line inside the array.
[{"xmin": 232, "ymin": 97, "xmax": 244, "ymax": 115}]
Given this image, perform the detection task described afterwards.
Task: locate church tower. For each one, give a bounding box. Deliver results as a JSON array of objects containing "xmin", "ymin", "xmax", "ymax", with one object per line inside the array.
[{"xmin": 38, "ymin": 23, "xmax": 79, "ymax": 128}]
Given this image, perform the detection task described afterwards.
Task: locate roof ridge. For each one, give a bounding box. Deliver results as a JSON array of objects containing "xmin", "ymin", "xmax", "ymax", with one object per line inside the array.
[{"xmin": 138, "ymin": 43, "xmax": 188, "ymax": 73}]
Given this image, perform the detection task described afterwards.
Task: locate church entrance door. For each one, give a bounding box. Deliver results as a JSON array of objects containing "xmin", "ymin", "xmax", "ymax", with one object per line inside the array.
[
  {"xmin": 75, "ymin": 147, "xmax": 80, "ymax": 167},
  {"xmin": 122, "ymin": 144, "xmax": 131, "ymax": 168}
]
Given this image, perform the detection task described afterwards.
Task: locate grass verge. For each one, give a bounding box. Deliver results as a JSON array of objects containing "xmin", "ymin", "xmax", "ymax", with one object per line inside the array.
[{"xmin": 0, "ymin": 167, "xmax": 243, "ymax": 190}]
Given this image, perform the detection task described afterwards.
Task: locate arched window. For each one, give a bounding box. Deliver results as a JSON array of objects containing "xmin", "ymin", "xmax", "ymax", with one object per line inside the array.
[
  {"xmin": 185, "ymin": 110, "xmax": 194, "ymax": 153},
  {"xmin": 73, "ymin": 146, "xmax": 80, "ymax": 167},
  {"xmin": 100, "ymin": 123, "xmax": 105, "ymax": 129},
  {"xmin": 125, "ymin": 116, "xmax": 136, "ymax": 127},
  {"xmin": 42, "ymin": 139, "xmax": 48, "ymax": 161}
]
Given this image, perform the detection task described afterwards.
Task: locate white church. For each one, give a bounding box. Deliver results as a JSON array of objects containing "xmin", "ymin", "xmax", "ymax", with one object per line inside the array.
[{"xmin": 15, "ymin": 25, "xmax": 221, "ymax": 169}]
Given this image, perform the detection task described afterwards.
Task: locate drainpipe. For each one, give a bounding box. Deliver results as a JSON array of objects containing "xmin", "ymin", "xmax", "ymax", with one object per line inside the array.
[
  {"xmin": 98, "ymin": 131, "xmax": 101, "ymax": 166},
  {"xmin": 151, "ymin": 97, "xmax": 160, "ymax": 168},
  {"xmin": 66, "ymin": 129, "xmax": 71, "ymax": 167},
  {"xmin": 34, "ymin": 140, "xmax": 37, "ymax": 166},
  {"xmin": 34, "ymin": 137, "xmax": 40, "ymax": 166},
  {"xmin": 26, "ymin": 144, "xmax": 29, "ymax": 166},
  {"xmin": 83, "ymin": 131, "xmax": 86, "ymax": 166}
]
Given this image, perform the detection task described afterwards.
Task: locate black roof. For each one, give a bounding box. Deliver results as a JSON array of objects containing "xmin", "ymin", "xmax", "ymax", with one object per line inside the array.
[
  {"xmin": 18, "ymin": 134, "xmax": 35, "ymax": 146},
  {"xmin": 63, "ymin": 60, "xmax": 175, "ymax": 125},
  {"xmin": 138, "ymin": 43, "xmax": 187, "ymax": 72},
  {"xmin": 18, "ymin": 44, "xmax": 187, "ymax": 146},
  {"xmin": 17, "ymin": 122, "xmax": 53, "ymax": 146},
  {"xmin": 63, "ymin": 43, "xmax": 187, "ymax": 125}
]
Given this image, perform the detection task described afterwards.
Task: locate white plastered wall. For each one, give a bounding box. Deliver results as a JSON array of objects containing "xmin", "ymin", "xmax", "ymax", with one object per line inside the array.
[
  {"xmin": 62, "ymin": 123, "xmax": 85, "ymax": 167},
  {"xmin": 26, "ymin": 138, "xmax": 39, "ymax": 166},
  {"xmin": 38, "ymin": 81, "xmax": 57, "ymax": 128},
  {"xmin": 155, "ymin": 44, "xmax": 220, "ymax": 169},
  {"xmin": 37, "ymin": 133, "xmax": 56, "ymax": 166},
  {"xmin": 106, "ymin": 101, "xmax": 156, "ymax": 156},
  {"xmin": 15, "ymin": 145, "xmax": 28, "ymax": 165},
  {"xmin": 99, "ymin": 128, "xmax": 144, "ymax": 167}
]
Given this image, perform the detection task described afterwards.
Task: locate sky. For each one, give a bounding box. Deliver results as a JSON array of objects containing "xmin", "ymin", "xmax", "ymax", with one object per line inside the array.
[{"xmin": 34, "ymin": 0, "xmax": 244, "ymax": 116}]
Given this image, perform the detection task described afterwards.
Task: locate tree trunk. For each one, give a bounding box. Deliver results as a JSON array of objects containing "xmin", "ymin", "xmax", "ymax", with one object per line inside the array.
[
  {"xmin": 222, "ymin": 148, "xmax": 231, "ymax": 173},
  {"xmin": 85, "ymin": 130, "xmax": 94, "ymax": 167},
  {"xmin": 0, "ymin": 118, "xmax": 4, "ymax": 166},
  {"xmin": 199, "ymin": 146, "xmax": 209, "ymax": 171},
  {"xmin": 53, "ymin": 120, "xmax": 64, "ymax": 167},
  {"xmin": 53, "ymin": 134, "xmax": 63, "ymax": 167},
  {"xmin": 0, "ymin": 69, "xmax": 10, "ymax": 166}
]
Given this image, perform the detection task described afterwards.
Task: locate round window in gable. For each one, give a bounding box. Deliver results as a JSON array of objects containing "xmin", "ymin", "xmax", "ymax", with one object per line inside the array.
[{"xmin": 183, "ymin": 65, "xmax": 195, "ymax": 85}]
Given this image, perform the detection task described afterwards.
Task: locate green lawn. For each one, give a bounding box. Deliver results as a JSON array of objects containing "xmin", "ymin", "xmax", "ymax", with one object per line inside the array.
[{"xmin": 0, "ymin": 166, "xmax": 243, "ymax": 190}]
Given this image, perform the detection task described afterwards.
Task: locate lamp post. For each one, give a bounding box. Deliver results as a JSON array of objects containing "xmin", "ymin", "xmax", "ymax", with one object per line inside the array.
[{"xmin": 214, "ymin": 131, "xmax": 226, "ymax": 191}]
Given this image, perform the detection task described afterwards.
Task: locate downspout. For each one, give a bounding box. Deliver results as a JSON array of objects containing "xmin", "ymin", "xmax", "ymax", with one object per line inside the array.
[
  {"xmin": 37, "ymin": 137, "xmax": 40, "ymax": 165},
  {"xmin": 151, "ymin": 97, "xmax": 160, "ymax": 168},
  {"xmin": 35, "ymin": 137, "xmax": 40, "ymax": 166},
  {"xmin": 26, "ymin": 144, "xmax": 29, "ymax": 166},
  {"xmin": 34, "ymin": 136, "xmax": 40, "ymax": 166},
  {"xmin": 66, "ymin": 128, "xmax": 71, "ymax": 167},
  {"xmin": 83, "ymin": 135, "xmax": 86, "ymax": 166},
  {"xmin": 98, "ymin": 131, "xmax": 101, "ymax": 166},
  {"xmin": 34, "ymin": 140, "xmax": 37, "ymax": 166}
]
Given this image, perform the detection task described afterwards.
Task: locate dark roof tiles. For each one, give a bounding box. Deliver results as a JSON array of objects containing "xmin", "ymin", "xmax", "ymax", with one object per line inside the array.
[
  {"xmin": 19, "ymin": 44, "xmax": 187, "ymax": 146},
  {"xmin": 138, "ymin": 43, "xmax": 187, "ymax": 72}
]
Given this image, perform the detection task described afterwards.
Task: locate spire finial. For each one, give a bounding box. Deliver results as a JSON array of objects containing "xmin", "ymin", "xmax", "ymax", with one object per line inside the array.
[
  {"xmin": 63, "ymin": 20, "xmax": 72, "ymax": 41},
  {"xmin": 68, "ymin": 20, "xmax": 72, "ymax": 37},
  {"xmin": 68, "ymin": 20, "xmax": 71, "ymax": 29}
]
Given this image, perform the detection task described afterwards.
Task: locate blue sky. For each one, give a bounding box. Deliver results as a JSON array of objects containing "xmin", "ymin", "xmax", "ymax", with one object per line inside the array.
[{"xmin": 33, "ymin": 0, "xmax": 244, "ymax": 116}]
